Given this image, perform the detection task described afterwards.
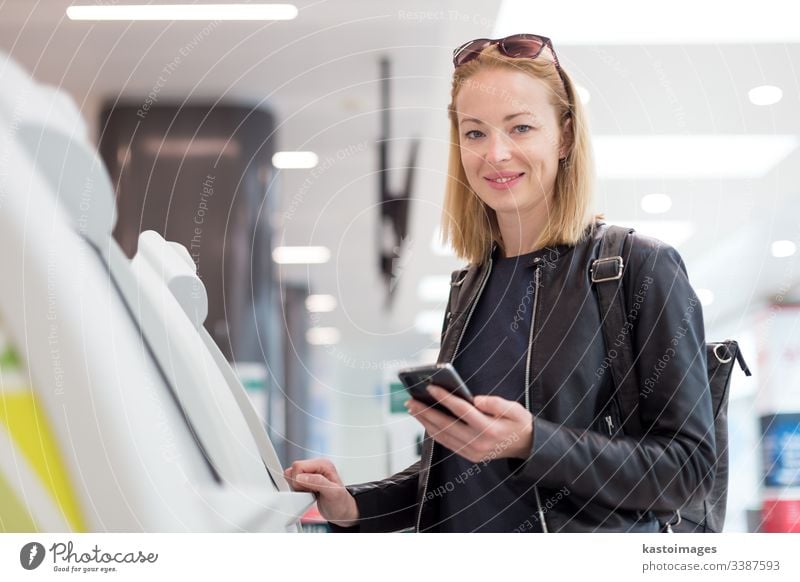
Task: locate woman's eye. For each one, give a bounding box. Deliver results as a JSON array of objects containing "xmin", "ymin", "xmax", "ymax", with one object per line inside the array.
[
  {"xmin": 464, "ymin": 129, "xmax": 484, "ymax": 140},
  {"xmin": 513, "ymin": 124, "xmax": 533, "ymax": 134}
]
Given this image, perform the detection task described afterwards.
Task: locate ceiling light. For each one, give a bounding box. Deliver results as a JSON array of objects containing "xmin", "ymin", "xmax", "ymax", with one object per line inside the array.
[
  {"xmin": 640, "ymin": 193, "xmax": 672, "ymax": 214},
  {"xmin": 748, "ymin": 85, "xmax": 783, "ymax": 106},
  {"xmin": 66, "ymin": 3, "xmax": 299, "ymax": 21},
  {"xmin": 143, "ymin": 137, "xmax": 240, "ymax": 158},
  {"xmin": 305, "ymin": 294, "xmax": 337, "ymax": 312},
  {"xmin": 306, "ymin": 327, "xmax": 340, "ymax": 345},
  {"xmin": 595, "ymin": 135, "xmax": 797, "ymax": 179},
  {"xmin": 272, "ymin": 151, "xmax": 319, "ymax": 169},
  {"xmin": 493, "ymin": 0, "xmax": 800, "ymax": 43},
  {"xmin": 272, "ymin": 246, "xmax": 330, "ymax": 264},
  {"xmin": 417, "ymin": 276, "xmax": 451, "ymax": 302},
  {"xmin": 696, "ymin": 288, "xmax": 714, "ymax": 307},
  {"xmin": 771, "ymin": 240, "xmax": 796, "ymax": 258}
]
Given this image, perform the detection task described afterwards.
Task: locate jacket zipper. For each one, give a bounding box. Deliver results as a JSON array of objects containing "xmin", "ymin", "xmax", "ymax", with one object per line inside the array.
[
  {"xmin": 415, "ymin": 256, "xmax": 494, "ymax": 532},
  {"xmin": 525, "ymin": 264, "xmax": 549, "ymax": 533},
  {"xmin": 604, "ymin": 415, "xmax": 615, "ymax": 435},
  {"xmin": 604, "ymin": 396, "xmax": 620, "ymax": 436}
]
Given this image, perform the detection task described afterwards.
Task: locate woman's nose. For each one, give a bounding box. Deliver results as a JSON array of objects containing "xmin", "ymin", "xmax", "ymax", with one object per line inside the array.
[{"xmin": 484, "ymin": 133, "xmax": 512, "ymax": 165}]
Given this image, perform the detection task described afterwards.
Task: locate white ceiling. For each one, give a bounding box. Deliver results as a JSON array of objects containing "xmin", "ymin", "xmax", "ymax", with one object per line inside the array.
[{"xmin": 3, "ymin": 0, "xmax": 799, "ymax": 370}]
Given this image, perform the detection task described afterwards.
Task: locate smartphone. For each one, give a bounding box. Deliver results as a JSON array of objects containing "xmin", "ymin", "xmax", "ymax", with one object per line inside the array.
[{"xmin": 398, "ymin": 363, "xmax": 474, "ymax": 414}]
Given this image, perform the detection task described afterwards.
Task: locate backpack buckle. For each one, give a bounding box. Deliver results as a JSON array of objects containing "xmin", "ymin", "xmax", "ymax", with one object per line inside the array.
[
  {"xmin": 591, "ymin": 256, "xmax": 624, "ymax": 283},
  {"xmin": 712, "ymin": 343, "xmax": 733, "ymax": 364}
]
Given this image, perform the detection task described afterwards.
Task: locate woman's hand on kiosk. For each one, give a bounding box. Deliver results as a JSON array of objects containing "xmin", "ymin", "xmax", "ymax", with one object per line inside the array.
[
  {"xmin": 284, "ymin": 459, "xmax": 360, "ymax": 527},
  {"xmin": 406, "ymin": 385, "xmax": 534, "ymax": 463}
]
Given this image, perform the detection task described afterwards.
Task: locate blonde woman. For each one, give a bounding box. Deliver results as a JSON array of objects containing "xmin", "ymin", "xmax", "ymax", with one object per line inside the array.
[{"xmin": 286, "ymin": 34, "xmax": 714, "ymax": 533}]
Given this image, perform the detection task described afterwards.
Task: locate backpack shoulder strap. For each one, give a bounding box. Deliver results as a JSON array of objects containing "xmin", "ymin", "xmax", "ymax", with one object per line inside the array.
[{"xmin": 591, "ymin": 225, "xmax": 643, "ymax": 435}]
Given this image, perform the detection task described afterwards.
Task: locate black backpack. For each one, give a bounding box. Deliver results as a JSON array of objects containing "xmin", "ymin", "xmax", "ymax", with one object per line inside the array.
[{"xmin": 591, "ymin": 225, "xmax": 752, "ymax": 532}]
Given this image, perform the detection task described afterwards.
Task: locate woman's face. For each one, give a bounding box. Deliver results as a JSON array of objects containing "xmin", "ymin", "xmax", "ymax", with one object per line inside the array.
[{"xmin": 454, "ymin": 68, "xmax": 568, "ymax": 224}]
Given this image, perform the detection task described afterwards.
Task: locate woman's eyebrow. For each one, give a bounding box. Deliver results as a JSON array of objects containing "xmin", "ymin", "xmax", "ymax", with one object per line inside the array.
[{"xmin": 459, "ymin": 111, "xmax": 533, "ymax": 126}]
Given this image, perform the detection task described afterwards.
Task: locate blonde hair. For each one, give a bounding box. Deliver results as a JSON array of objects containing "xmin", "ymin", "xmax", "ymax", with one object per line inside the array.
[{"xmin": 441, "ymin": 44, "xmax": 600, "ymax": 264}]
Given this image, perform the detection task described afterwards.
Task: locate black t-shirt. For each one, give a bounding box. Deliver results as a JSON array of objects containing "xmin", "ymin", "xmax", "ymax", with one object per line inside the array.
[{"xmin": 431, "ymin": 247, "xmax": 546, "ymax": 532}]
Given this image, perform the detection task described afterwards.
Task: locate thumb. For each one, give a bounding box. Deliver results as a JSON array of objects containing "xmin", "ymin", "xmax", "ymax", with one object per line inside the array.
[{"xmin": 474, "ymin": 395, "xmax": 520, "ymax": 418}]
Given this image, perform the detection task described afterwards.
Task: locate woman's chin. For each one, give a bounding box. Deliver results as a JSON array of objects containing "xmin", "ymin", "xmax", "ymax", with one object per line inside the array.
[
  {"xmin": 479, "ymin": 189, "xmax": 552, "ymax": 221},
  {"xmin": 480, "ymin": 194, "xmax": 524, "ymax": 216}
]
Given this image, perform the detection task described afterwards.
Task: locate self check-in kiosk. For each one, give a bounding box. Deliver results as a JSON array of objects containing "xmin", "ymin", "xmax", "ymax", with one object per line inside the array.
[{"xmin": 0, "ymin": 53, "xmax": 313, "ymax": 532}]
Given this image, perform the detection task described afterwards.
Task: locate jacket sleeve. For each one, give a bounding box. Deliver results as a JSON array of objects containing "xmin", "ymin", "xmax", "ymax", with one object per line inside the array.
[
  {"xmin": 332, "ymin": 267, "xmax": 470, "ymax": 533},
  {"xmin": 329, "ymin": 461, "xmax": 421, "ymax": 533},
  {"xmin": 509, "ymin": 241, "xmax": 716, "ymax": 513}
]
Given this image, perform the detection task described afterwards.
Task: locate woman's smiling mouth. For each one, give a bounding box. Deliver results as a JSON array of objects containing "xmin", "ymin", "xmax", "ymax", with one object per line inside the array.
[{"xmin": 484, "ymin": 172, "xmax": 525, "ymax": 188}]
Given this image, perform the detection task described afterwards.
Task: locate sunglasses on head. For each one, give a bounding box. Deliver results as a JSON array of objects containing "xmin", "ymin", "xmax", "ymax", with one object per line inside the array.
[{"xmin": 453, "ymin": 33, "xmax": 569, "ymax": 96}]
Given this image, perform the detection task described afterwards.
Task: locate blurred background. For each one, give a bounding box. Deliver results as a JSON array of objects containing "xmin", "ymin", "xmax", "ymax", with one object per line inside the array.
[{"xmin": 1, "ymin": 0, "xmax": 799, "ymax": 532}]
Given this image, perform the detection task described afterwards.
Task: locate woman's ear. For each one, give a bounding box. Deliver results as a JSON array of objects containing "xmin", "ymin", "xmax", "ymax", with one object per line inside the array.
[{"xmin": 559, "ymin": 117, "xmax": 574, "ymax": 159}]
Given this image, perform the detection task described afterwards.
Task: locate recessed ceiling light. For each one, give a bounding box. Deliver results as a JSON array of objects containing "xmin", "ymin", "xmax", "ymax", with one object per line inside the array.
[
  {"xmin": 696, "ymin": 288, "xmax": 714, "ymax": 306},
  {"xmin": 641, "ymin": 193, "xmax": 672, "ymax": 214},
  {"xmin": 143, "ymin": 137, "xmax": 240, "ymax": 158},
  {"xmin": 66, "ymin": 3, "xmax": 299, "ymax": 21},
  {"xmin": 306, "ymin": 327, "xmax": 340, "ymax": 345},
  {"xmin": 272, "ymin": 246, "xmax": 330, "ymax": 264},
  {"xmin": 748, "ymin": 85, "xmax": 783, "ymax": 106},
  {"xmin": 417, "ymin": 276, "xmax": 451, "ymax": 302},
  {"xmin": 595, "ymin": 135, "xmax": 798, "ymax": 179},
  {"xmin": 771, "ymin": 240, "xmax": 796, "ymax": 258},
  {"xmin": 272, "ymin": 151, "xmax": 319, "ymax": 169},
  {"xmin": 305, "ymin": 294, "xmax": 337, "ymax": 312}
]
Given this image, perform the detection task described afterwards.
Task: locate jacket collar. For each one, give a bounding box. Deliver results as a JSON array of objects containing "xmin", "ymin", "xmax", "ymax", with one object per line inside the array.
[{"xmin": 490, "ymin": 220, "xmax": 601, "ymax": 268}]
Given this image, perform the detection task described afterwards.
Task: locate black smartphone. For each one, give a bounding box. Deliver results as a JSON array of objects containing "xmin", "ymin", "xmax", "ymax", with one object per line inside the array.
[{"xmin": 398, "ymin": 363, "xmax": 474, "ymax": 414}]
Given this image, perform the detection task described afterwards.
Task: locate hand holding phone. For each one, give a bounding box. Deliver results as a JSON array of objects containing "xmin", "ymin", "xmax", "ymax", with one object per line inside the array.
[{"xmin": 398, "ymin": 363, "xmax": 474, "ymax": 414}]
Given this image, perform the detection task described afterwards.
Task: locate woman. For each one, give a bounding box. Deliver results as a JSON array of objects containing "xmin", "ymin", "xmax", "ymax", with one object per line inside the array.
[{"xmin": 285, "ymin": 34, "xmax": 715, "ymax": 532}]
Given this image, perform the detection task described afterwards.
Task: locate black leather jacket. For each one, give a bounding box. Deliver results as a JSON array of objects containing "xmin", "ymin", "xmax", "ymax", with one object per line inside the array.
[{"xmin": 335, "ymin": 221, "xmax": 715, "ymax": 533}]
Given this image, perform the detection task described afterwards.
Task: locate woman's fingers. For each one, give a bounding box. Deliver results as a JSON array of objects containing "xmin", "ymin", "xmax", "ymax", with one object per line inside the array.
[
  {"xmin": 408, "ymin": 401, "xmax": 474, "ymax": 443},
  {"xmin": 473, "ymin": 394, "xmax": 526, "ymax": 420},
  {"xmin": 286, "ymin": 469, "xmax": 345, "ymax": 501},
  {"xmin": 287, "ymin": 471, "xmax": 360, "ymax": 526},
  {"xmin": 290, "ymin": 472, "xmax": 335, "ymax": 493},
  {"xmin": 408, "ymin": 400, "xmax": 498, "ymax": 462},
  {"xmin": 415, "ymin": 417, "xmax": 484, "ymax": 463},
  {"xmin": 284, "ymin": 458, "xmax": 343, "ymax": 487},
  {"xmin": 408, "ymin": 390, "xmax": 532, "ymax": 463},
  {"xmin": 426, "ymin": 385, "xmax": 490, "ymax": 429}
]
